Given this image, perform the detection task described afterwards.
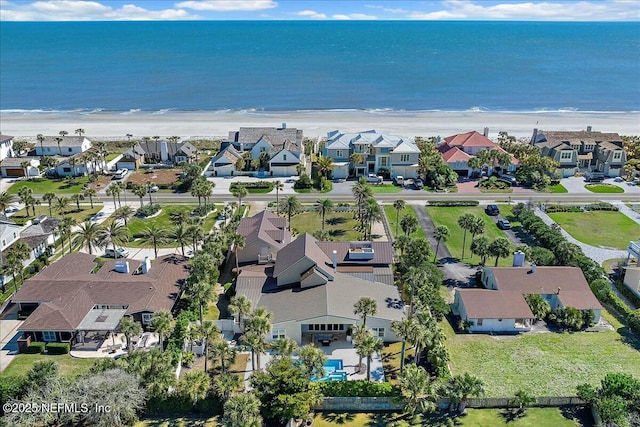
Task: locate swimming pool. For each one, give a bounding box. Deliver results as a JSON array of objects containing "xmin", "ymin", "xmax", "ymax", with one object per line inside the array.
[{"xmin": 311, "ymin": 359, "xmax": 347, "ymax": 382}]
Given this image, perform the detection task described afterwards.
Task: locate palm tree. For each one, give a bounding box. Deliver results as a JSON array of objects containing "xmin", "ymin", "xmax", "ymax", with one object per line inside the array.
[
  {"xmin": 393, "ymin": 200, "xmax": 406, "ymax": 237},
  {"xmin": 446, "ymin": 373, "xmax": 485, "ymax": 414},
  {"xmin": 469, "ymin": 216, "xmax": 485, "ymax": 247},
  {"xmin": 433, "ymin": 225, "xmax": 450, "ymax": 262},
  {"xmin": 392, "ymin": 317, "xmax": 419, "ymax": 373},
  {"xmin": 97, "ymin": 221, "xmax": 129, "ymax": 259},
  {"xmin": 228, "ymin": 295, "xmax": 252, "ymax": 331},
  {"xmin": 556, "ymin": 241, "xmax": 580, "ymax": 265},
  {"xmin": 106, "ymin": 184, "xmax": 119, "ymax": 208},
  {"xmin": 118, "ymin": 316, "xmax": 142, "ymax": 352},
  {"xmin": 150, "ymin": 311, "xmax": 175, "ymax": 352},
  {"xmin": 72, "ymin": 221, "xmax": 103, "ymax": 255},
  {"xmin": 239, "ymin": 330, "xmax": 265, "ymax": 372},
  {"xmin": 213, "ymin": 373, "xmax": 241, "ymax": 402},
  {"xmin": 355, "ymin": 330, "xmax": 383, "ymax": 381},
  {"xmin": 74, "ymin": 128, "xmax": 84, "ymax": 137},
  {"xmin": 2, "ymin": 255, "xmax": 23, "ymax": 294},
  {"xmin": 199, "ymin": 320, "xmax": 220, "ymax": 373},
  {"xmin": 470, "ymin": 235, "xmax": 490, "ymax": 265},
  {"xmin": 20, "ymin": 161, "xmax": 30, "ymax": 180},
  {"xmin": 488, "ymin": 237, "xmax": 511, "ymax": 266},
  {"xmin": 186, "ymin": 224, "xmax": 204, "ymax": 255},
  {"xmin": 17, "ymin": 186, "xmax": 32, "ymax": 214},
  {"xmin": 273, "ymin": 180, "xmax": 283, "ymax": 215},
  {"xmin": 191, "ymin": 179, "xmax": 206, "ymax": 208},
  {"xmin": 270, "ymin": 337, "xmax": 298, "ymax": 359},
  {"xmin": 457, "ymin": 213, "xmax": 475, "ymax": 259},
  {"xmin": 6, "ymin": 240, "xmax": 30, "ymax": 284},
  {"xmin": 229, "ymin": 233, "xmax": 245, "ymax": 272},
  {"xmin": 58, "ymin": 216, "xmax": 76, "ymax": 254},
  {"xmin": 350, "ymin": 153, "xmax": 364, "ymax": 176},
  {"xmin": 209, "ymin": 340, "xmax": 238, "ymax": 373},
  {"xmin": 172, "ymin": 223, "xmax": 189, "ymax": 256},
  {"xmin": 352, "ymin": 179, "xmax": 373, "ymax": 224},
  {"xmin": 82, "ymin": 188, "xmax": 97, "ymax": 209},
  {"xmin": 54, "ymin": 136, "xmax": 63, "ymax": 156},
  {"xmin": 354, "ymin": 296, "xmax": 377, "ymax": 328},
  {"xmin": 178, "ymin": 371, "xmax": 210, "ymax": 407},
  {"xmin": 132, "ymin": 184, "xmax": 147, "ymax": 207},
  {"xmin": 399, "ymin": 364, "xmax": 437, "ymax": 416},
  {"xmin": 363, "ymin": 199, "xmax": 383, "ymax": 240},
  {"xmin": 222, "ymin": 393, "xmax": 262, "ymax": 427},
  {"xmin": 400, "ymin": 214, "xmax": 418, "ymax": 236},
  {"xmin": 316, "ymin": 155, "xmax": 334, "ymax": 179},
  {"xmin": 314, "ymin": 198, "xmax": 334, "ymax": 231},
  {"xmin": 0, "ymin": 192, "xmax": 16, "ymax": 214},
  {"xmin": 298, "ymin": 344, "xmax": 327, "ymax": 380},
  {"xmin": 186, "ymin": 281, "xmax": 216, "ymax": 325},
  {"xmin": 279, "ymin": 195, "xmax": 301, "ymax": 231},
  {"xmin": 114, "ymin": 205, "xmax": 134, "ymax": 226},
  {"xmin": 170, "ymin": 209, "xmax": 190, "ymax": 226},
  {"xmin": 70, "ymin": 193, "xmax": 84, "ymax": 211},
  {"xmin": 141, "ymin": 224, "xmax": 169, "ymax": 258},
  {"xmin": 230, "ymin": 185, "xmax": 248, "ymax": 207},
  {"xmin": 36, "ymin": 133, "xmax": 45, "ymax": 156}
]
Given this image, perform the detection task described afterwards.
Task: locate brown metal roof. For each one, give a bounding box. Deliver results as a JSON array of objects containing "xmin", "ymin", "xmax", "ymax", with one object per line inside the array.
[
  {"xmin": 457, "ymin": 289, "xmax": 534, "ymax": 319},
  {"xmin": 316, "ymin": 241, "xmax": 394, "ymax": 265}
]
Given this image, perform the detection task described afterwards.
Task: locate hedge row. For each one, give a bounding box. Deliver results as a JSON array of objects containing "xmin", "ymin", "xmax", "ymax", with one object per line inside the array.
[
  {"xmin": 25, "ymin": 342, "xmax": 46, "ymax": 354},
  {"xmin": 136, "ymin": 203, "xmax": 161, "ymax": 217},
  {"xmin": 544, "ymin": 203, "xmax": 619, "ymax": 214},
  {"xmin": 313, "ymin": 380, "xmax": 398, "ymax": 397},
  {"xmin": 230, "ymin": 181, "xmax": 273, "ymax": 190},
  {"xmin": 426, "ymin": 200, "xmax": 479, "ymax": 207},
  {"xmin": 46, "ymin": 342, "xmax": 70, "ymax": 354},
  {"xmin": 614, "ymin": 279, "xmax": 640, "ymax": 310}
]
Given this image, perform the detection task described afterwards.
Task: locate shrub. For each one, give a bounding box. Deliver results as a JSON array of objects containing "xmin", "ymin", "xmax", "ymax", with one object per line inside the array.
[
  {"xmin": 585, "ymin": 202, "xmax": 618, "ymax": 211},
  {"xmin": 191, "ymin": 204, "xmax": 215, "ymax": 217},
  {"xmin": 426, "ymin": 200, "xmax": 479, "ymax": 207},
  {"xmin": 181, "ymin": 351, "xmax": 195, "ymax": 367},
  {"xmin": 628, "ymin": 310, "xmax": 640, "ymax": 333},
  {"xmin": 294, "ymin": 174, "xmax": 312, "ymax": 189},
  {"xmin": 136, "ymin": 203, "xmax": 161, "ymax": 217},
  {"xmin": 230, "ymin": 181, "xmax": 273, "ymax": 191},
  {"xmin": 613, "ymin": 279, "xmax": 640, "ymax": 309},
  {"xmin": 25, "ymin": 342, "xmax": 46, "ymax": 354},
  {"xmin": 313, "ymin": 380, "xmax": 398, "ymax": 397},
  {"xmin": 46, "ymin": 342, "xmax": 70, "ymax": 354}
]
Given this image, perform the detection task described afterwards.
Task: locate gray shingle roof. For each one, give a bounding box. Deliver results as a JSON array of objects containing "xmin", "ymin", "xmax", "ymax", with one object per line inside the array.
[
  {"xmin": 40, "ymin": 135, "xmax": 89, "ymax": 147},
  {"xmin": 325, "ymin": 130, "xmax": 418, "ymax": 153},
  {"xmin": 229, "ymin": 127, "xmax": 303, "ymax": 146},
  {"xmin": 210, "ymin": 145, "xmax": 242, "ymax": 166},
  {"xmin": 238, "ymin": 210, "xmax": 290, "ymax": 249},
  {"xmin": 273, "ymin": 233, "xmax": 333, "ymax": 278}
]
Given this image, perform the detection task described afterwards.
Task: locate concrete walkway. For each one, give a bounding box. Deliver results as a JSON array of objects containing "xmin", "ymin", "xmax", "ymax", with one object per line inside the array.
[
  {"xmin": 533, "ymin": 208, "xmax": 628, "ymax": 264},
  {"xmin": 611, "ymin": 201, "xmax": 640, "ymax": 226},
  {"xmin": 0, "ymin": 305, "xmax": 23, "ymax": 373}
]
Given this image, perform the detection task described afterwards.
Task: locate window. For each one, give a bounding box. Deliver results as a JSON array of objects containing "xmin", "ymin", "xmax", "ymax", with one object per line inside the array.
[
  {"xmin": 371, "ymin": 327, "xmax": 385, "ymax": 338},
  {"xmin": 613, "ymin": 152, "xmax": 622, "ymax": 160},
  {"xmin": 400, "ymin": 154, "xmax": 410, "ymax": 162},
  {"xmin": 271, "ymin": 329, "xmax": 286, "ymax": 340},
  {"xmin": 42, "ymin": 331, "xmax": 56, "ymax": 342},
  {"xmin": 560, "ymin": 151, "xmax": 572, "ymax": 160},
  {"xmin": 380, "ymin": 157, "xmax": 388, "ymax": 167},
  {"xmin": 477, "ymin": 319, "xmax": 483, "ymax": 326},
  {"xmin": 63, "ymin": 167, "xmax": 71, "ymax": 172},
  {"xmin": 336, "ymin": 150, "xmax": 343, "ymax": 158},
  {"xmin": 68, "ymin": 148, "xmax": 72, "ymax": 153},
  {"xmin": 283, "ymin": 154, "xmax": 287, "ymax": 161},
  {"xmin": 142, "ymin": 313, "xmax": 153, "ymax": 325}
]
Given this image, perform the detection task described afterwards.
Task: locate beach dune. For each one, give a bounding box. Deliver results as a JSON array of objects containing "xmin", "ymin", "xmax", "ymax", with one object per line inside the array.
[{"xmin": 1, "ymin": 110, "xmax": 638, "ymax": 140}]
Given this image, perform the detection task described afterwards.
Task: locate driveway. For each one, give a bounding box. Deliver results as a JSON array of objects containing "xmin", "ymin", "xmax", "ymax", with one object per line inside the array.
[
  {"xmin": 0, "ymin": 304, "xmax": 23, "ymax": 373},
  {"xmin": 207, "ymin": 176, "xmax": 298, "ymax": 195},
  {"xmin": 560, "ymin": 176, "xmax": 640, "ymax": 194}
]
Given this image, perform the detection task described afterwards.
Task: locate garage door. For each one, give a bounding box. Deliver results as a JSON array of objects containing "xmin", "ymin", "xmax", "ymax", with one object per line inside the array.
[
  {"xmin": 4, "ymin": 168, "xmax": 24, "ymax": 177},
  {"xmin": 271, "ymin": 166, "xmax": 293, "ymax": 177}
]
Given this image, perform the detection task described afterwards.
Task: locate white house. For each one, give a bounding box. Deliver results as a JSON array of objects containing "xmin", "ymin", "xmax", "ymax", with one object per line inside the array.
[
  {"xmin": 35, "ymin": 135, "xmax": 92, "ymax": 157},
  {"xmin": 0, "ymin": 135, "xmax": 14, "ymax": 161},
  {"xmin": 54, "ymin": 152, "xmax": 106, "ymax": 177},
  {"xmin": 0, "ymin": 157, "xmax": 41, "ymax": 178},
  {"xmin": 623, "ymin": 266, "xmax": 640, "ymax": 300}
]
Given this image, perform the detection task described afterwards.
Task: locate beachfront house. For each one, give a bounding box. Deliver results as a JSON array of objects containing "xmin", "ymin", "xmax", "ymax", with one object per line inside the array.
[
  {"xmin": 35, "ymin": 135, "xmax": 92, "ymax": 157},
  {"xmin": 438, "ymin": 129, "xmax": 518, "ymax": 177},
  {"xmin": 55, "ymin": 151, "xmax": 107, "ymax": 177},
  {"xmin": 206, "ymin": 126, "xmax": 306, "ymax": 177},
  {"xmin": 323, "ymin": 130, "xmax": 420, "ymax": 180},
  {"xmin": 117, "ymin": 140, "xmax": 197, "ymax": 170},
  {"xmin": 11, "ymin": 253, "xmax": 189, "ymax": 348},
  {"xmin": 531, "ymin": 128, "xmax": 626, "ymax": 177},
  {"xmin": 0, "ymin": 135, "xmax": 14, "ymax": 161},
  {"xmin": 232, "ymin": 211, "xmax": 402, "ymax": 345},
  {"xmin": 0, "ymin": 157, "xmax": 41, "ymax": 178},
  {"xmin": 452, "ymin": 264, "xmax": 602, "ymax": 333}
]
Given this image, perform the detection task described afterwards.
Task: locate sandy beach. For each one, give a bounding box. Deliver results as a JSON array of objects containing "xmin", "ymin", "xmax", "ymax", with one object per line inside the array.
[{"xmin": 1, "ymin": 110, "xmax": 638, "ymax": 140}]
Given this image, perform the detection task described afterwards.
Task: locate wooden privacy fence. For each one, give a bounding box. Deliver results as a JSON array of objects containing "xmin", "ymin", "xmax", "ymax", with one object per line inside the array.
[{"xmin": 316, "ymin": 396, "xmax": 586, "ymax": 412}]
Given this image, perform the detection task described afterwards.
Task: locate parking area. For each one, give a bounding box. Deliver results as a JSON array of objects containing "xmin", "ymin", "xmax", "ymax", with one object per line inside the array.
[{"xmin": 560, "ymin": 176, "xmax": 640, "ymax": 193}]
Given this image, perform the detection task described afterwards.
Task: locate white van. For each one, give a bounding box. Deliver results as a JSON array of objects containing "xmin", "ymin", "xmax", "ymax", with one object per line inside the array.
[{"xmin": 113, "ymin": 168, "xmax": 128, "ymax": 180}]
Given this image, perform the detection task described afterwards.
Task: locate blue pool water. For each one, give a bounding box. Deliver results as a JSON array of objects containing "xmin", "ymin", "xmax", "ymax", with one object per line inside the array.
[{"xmin": 311, "ymin": 359, "xmax": 347, "ymax": 382}]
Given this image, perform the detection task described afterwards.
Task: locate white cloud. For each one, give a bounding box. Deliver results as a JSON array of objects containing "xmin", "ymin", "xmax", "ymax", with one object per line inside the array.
[
  {"xmin": 409, "ymin": 1, "xmax": 640, "ymax": 21},
  {"xmin": 0, "ymin": 0, "xmax": 198, "ymax": 21},
  {"xmin": 365, "ymin": 4, "xmax": 409, "ymax": 14},
  {"xmin": 175, "ymin": 0, "xmax": 277, "ymax": 12},
  {"xmin": 294, "ymin": 10, "xmax": 327, "ymax": 20},
  {"xmin": 332, "ymin": 13, "xmax": 378, "ymax": 20}
]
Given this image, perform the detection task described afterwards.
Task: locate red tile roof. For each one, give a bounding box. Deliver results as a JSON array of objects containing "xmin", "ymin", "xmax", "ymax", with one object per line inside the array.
[
  {"xmin": 444, "ymin": 131, "xmax": 496, "ymax": 148},
  {"xmin": 441, "ymin": 146, "xmax": 473, "ymax": 163}
]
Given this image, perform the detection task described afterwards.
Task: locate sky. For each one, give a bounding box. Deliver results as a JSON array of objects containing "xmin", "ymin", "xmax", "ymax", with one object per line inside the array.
[{"xmin": 0, "ymin": 0, "xmax": 639, "ymax": 21}]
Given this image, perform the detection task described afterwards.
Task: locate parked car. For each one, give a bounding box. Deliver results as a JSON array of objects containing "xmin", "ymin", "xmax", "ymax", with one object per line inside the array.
[
  {"xmin": 584, "ymin": 172, "xmax": 605, "ymax": 183},
  {"xmin": 499, "ymin": 173, "xmax": 518, "ymax": 186},
  {"xmin": 366, "ymin": 174, "xmax": 383, "ymax": 184},
  {"xmin": 104, "ymin": 247, "xmax": 130, "ymax": 258},
  {"xmin": 497, "ymin": 219, "xmax": 511, "ymax": 230},
  {"xmin": 485, "ymin": 204, "xmax": 500, "ymax": 216},
  {"xmin": 394, "ymin": 176, "xmax": 405, "ymax": 186},
  {"xmin": 148, "ymin": 185, "xmax": 159, "ymax": 193},
  {"xmin": 91, "ymin": 212, "xmax": 105, "ymax": 222},
  {"xmin": 414, "ymin": 178, "xmax": 424, "ymax": 189},
  {"xmin": 113, "ymin": 168, "xmax": 129, "ymax": 180}
]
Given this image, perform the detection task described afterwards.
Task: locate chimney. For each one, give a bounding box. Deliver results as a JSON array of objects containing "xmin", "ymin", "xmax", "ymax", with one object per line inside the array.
[
  {"xmin": 282, "ymin": 122, "xmax": 287, "ymax": 129},
  {"xmin": 557, "ymin": 287, "xmax": 561, "ymax": 295},
  {"xmin": 115, "ymin": 261, "xmax": 130, "ymax": 274},
  {"xmin": 586, "ymin": 126, "xmax": 592, "ymax": 132},
  {"xmin": 531, "ymin": 128, "xmax": 538, "ymax": 145},
  {"xmin": 332, "ymin": 250, "xmax": 337, "ymax": 273},
  {"xmin": 141, "ymin": 256, "xmax": 151, "ymax": 274},
  {"xmin": 530, "ymin": 264, "xmax": 537, "ymax": 274},
  {"xmin": 160, "ymin": 140, "xmax": 168, "ymax": 162},
  {"xmin": 512, "ymin": 251, "xmax": 525, "ymax": 267},
  {"xmin": 483, "ymin": 127, "xmax": 489, "ymax": 137}
]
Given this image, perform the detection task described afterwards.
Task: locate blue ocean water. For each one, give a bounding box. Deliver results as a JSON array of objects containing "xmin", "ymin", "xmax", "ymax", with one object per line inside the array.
[{"xmin": 1, "ymin": 21, "xmax": 638, "ymax": 112}]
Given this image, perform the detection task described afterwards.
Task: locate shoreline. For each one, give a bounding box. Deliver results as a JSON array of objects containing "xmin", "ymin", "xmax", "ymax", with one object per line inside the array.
[{"xmin": 1, "ymin": 110, "xmax": 639, "ymax": 140}]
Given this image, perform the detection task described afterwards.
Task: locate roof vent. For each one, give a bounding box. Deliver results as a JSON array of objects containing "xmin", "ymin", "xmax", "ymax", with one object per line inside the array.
[
  {"xmin": 512, "ymin": 251, "xmax": 525, "ymax": 267},
  {"xmin": 529, "ymin": 264, "xmax": 537, "ymax": 274},
  {"xmin": 141, "ymin": 257, "xmax": 151, "ymax": 274},
  {"xmin": 115, "ymin": 261, "xmax": 130, "ymax": 274}
]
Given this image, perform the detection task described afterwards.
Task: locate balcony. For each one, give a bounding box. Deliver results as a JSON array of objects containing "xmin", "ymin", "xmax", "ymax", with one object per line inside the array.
[{"xmin": 348, "ymin": 242, "xmax": 374, "ymax": 260}]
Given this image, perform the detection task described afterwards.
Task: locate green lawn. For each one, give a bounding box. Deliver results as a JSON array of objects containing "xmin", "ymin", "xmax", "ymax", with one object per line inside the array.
[
  {"xmin": 425, "ymin": 206, "xmax": 515, "ymax": 266},
  {"xmin": 314, "ymin": 408, "xmax": 590, "ymax": 427},
  {"xmin": 548, "ymin": 184, "xmax": 569, "ymax": 193},
  {"xmin": 11, "ymin": 204, "xmax": 102, "ymax": 225},
  {"xmin": 381, "ymin": 341, "xmax": 415, "ymax": 385},
  {"xmin": 8, "ymin": 177, "xmax": 90, "ymax": 195},
  {"xmin": 383, "ymin": 205, "xmax": 426, "ymax": 239},
  {"xmin": 585, "ymin": 184, "xmax": 624, "ymax": 193},
  {"xmin": 548, "ymin": 210, "xmax": 640, "ymax": 249},
  {"xmin": 444, "ymin": 310, "xmax": 640, "ymax": 397},
  {"xmin": 126, "ymin": 205, "xmax": 217, "ymax": 247},
  {"xmin": 370, "ymin": 184, "xmax": 402, "ymax": 193},
  {"xmin": 135, "ymin": 417, "xmax": 219, "ymax": 427},
  {"xmin": 1, "ymin": 353, "xmax": 96, "ymax": 379},
  {"xmin": 290, "ymin": 211, "xmax": 365, "ymax": 241},
  {"xmin": 104, "ymin": 152, "xmax": 123, "ymax": 162}
]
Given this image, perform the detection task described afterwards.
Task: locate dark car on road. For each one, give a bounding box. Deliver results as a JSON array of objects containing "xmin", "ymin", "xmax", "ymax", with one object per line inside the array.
[
  {"xmin": 497, "ymin": 219, "xmax": 511, "ymax": 230},
  {"xmin": 414, "ymin": 178, "xmax": 424, "ymax": 189},
  {"xmin": 485, "ymin": 204, "xmax": 500, "ymax": 216}
]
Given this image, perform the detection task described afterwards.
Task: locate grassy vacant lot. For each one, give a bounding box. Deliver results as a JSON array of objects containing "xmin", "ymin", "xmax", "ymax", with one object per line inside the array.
[
  {"xmin": 383, "ymin": 204, "xmax": 426, "ymax": 239},
  {"xmin": 8, "ymin": 177, "xmax": 90, "ymax": 195},
  {"xmin": 127, "ymin": 169, "xmax": 181, "ymax": 187},
  {"xmin": 135, "ymin": 417, "xmax": 219, "ymax": 427},
  {"xmin": 370, "ymin": 184, "xmax": 402, "ymax": 193},
  {"xmin": 548, "ymin": 210, "xmax": 640, "ymax": 250},
  {"xmin": 426, "ymin": 206, "xmax": 514, "ymax": 266},
  {"xmin": 290, "ymin": 211, "xmax": 364, "ymax": 241},
  {"xmin": 585, "ymin": 183, "xmax": 624, "ymax": 193},
  {"xmin": 547, "ymin": 183, "xmax": 569, "ymax": 193},
  {"xmin": 1, "ymin": 353, "xmax": 96, "ymax": 379},
  {"xmin": 126, "ymin": 205, "xmax": 217, "ymax": 247},
  {"xmin": 314, "ymin": 408, "xmax": 590, "ymax": 427},
  {"xmin": 444, "ymin": 311, "xmax": 640, "ymax": 397},
  {"xmin": 11, "ymin": 204, "xmax": 102, "ymax": 226}
]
